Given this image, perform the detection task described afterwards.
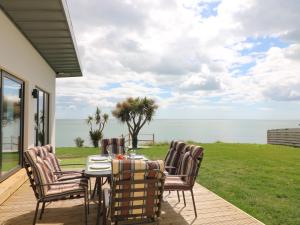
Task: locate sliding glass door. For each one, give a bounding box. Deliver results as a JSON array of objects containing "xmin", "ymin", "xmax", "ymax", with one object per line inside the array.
[
  {"xmin": 0, "ymin": 71, "xmax": 24, "ymax": 180},
  {"xmin": 34, "ymin": 88, "xmax": 49, "ymax": 146}
]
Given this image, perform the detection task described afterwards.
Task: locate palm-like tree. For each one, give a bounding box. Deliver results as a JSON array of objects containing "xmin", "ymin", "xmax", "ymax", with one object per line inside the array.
[
  {"xmin": 112, "ymin": 97, "xmax": 158, "ymax": 149},
  {"xmin": 86, "ymin": 107, "xmax": 109, "ymax": 147}
]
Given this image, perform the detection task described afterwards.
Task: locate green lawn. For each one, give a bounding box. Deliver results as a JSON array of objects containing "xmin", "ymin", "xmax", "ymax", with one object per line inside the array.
[
  {"xmin": 1, "ymin": 152, "xmax": 19, "ymax": 172},
  {"xmin": 56, "ymin": 143, "xmax": 300, "ymax": 225}
]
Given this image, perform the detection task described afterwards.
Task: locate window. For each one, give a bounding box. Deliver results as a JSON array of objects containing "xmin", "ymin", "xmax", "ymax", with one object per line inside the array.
[
  {"xmin": 0, "ymin": 70, "xmax": 24, "ymax": 180},
  {"xmin": 34, "ymin": 88, "xmax": 49, "ymax": 146}
]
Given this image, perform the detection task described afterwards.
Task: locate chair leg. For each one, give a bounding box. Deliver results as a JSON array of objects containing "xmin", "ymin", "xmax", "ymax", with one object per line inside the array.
[
  {"xmin": 39, "ymin": 202, "xmax": 45, "ymax": 220},
  {"xmin": 33, "ymin": 201, "xmax": 40, "ymax": 225},
  {"xmin": 177, "ymin": 191, "xmax": 180, "ymax": 202},
  {"xmin": 182, "ymin": 191, "xmax": 186, "ymax": 206},
  {"xmin": 190, "ymin": 189, "xmax": 197, "ymax": 217},
  {"xmin": 86, "ymin": 189, "xmax": 90, "ymax": 214},
  {"xmin": 92, "ymin": 178, "xmax": 98, "ymax": 198},
  {"xmin": 103, "ymin": 203, "xmax": 107, "ymax": 225},
  {"xmin": 84, "ymin": 193, "xmax": 88, "ymax": 225}
]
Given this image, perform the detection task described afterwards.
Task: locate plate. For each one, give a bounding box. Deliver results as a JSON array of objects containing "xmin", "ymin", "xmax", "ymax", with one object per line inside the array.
[
  {"xmin": 90, "ymin": 156, "xmax": 108, "ymax": 161},
  {"xmin": 129, "ymin": 155, "xmax": 144, "ymax": 159},
  {"xmin": 89, "ymin": 164, "xmax": 110, "ymax": 170}
]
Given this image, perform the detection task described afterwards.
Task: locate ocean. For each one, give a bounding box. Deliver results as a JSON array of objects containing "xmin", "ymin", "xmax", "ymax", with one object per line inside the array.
[{"xmin": 55, "ymin": 119, "xmax": 300, "ymax": 147}]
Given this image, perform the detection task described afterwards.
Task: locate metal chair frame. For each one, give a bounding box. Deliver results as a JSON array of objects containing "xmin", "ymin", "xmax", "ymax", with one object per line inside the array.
[
  {"xmin": 165, "ymin": 149, "xmax": 204, "ymax": 217},
  {"xmin": 24, "ymin": 155, "xmax": 88, "ymax": 225}
]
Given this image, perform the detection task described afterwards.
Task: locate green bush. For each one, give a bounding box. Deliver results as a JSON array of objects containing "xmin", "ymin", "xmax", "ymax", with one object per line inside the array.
[{"xmin": 74, "ymin": 137, "xmax": 84, "ymax": 147}]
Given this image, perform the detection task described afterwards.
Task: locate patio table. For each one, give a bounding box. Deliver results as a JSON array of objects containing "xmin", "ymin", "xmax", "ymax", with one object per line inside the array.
[
  {"xmin": 84, "ymin": 154, "xmax": 148, "ymax": 225},
  {"xmin": 84, "ymin": 155, "xmax": 111, "ymax": 225}
]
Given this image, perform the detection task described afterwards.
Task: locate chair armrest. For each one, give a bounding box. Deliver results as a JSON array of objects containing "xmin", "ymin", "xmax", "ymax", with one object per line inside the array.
[
  {"xmin": 38, "ymin": 181, "xmax": 84, "ymax": 186},
  {"xmin": 54, "ymin": 171, "xmax": 84, "ymax": 175},
  {"xmin": 103, "ymin": 188, "xmax": 110, "ymax": 208}
]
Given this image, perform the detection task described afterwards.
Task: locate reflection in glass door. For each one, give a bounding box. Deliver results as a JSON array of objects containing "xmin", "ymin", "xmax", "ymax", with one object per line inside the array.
[
  {"xmin": 0, "ymin": 71, "xmax": 23, "ymax": 178},
  {"xmin": 34, "ymin": 88, "xmax": 49, "ymax": 146}
]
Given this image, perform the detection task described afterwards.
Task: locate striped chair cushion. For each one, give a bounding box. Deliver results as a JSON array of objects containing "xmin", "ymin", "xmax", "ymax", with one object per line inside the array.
[
  {"xmin": 101, "ymin": 139, "xmax": 110, "ymax": 154},
  {"xmin": 101, "ymin": 138, "xmax": 125, "ymax": 154},
  {"xmin": 164, "ymin": 140, "xmax": 175, "ymax": 164},
  {"xmin": 177, "ymin": 145, "xmax": 204, "ymax": 185},
  {"xmin": 110, "ymin": 138, "xmax": 125, "ymax": 154},
  {"xmin": 164, "ymin": 176, "xmax": 190, "ymax": 190},
  {"xmin": 43, "ymin": 144, "xmax": 54, "ymax": 153},
  {"xmin": 24, "ymin": 149, "xmax": 55, "ymax": 197},
  {"xmin": 25, "ymin": 149, "xmax": 87, "ymax": 199},
  {"xmin": 45, "ymin": 179, "xmax": 88, "ymax": 198},
  {"xmin": 45, "ymin": 152, "xmax": 61, "ymax": 172},
  {"xmin": 111, "ymin": 159, "xmax": 165, "ymax": 219},
  {"xmin": 164, "ymin": 141, "xmax": 186, "ymax": 175},
  {"xmin": 29, "ymin": 145, "xmax": 82, "ymax": 181},
  {"xmin": 176, "ymin": 144, "xmax": 192, "ymax": 174}
]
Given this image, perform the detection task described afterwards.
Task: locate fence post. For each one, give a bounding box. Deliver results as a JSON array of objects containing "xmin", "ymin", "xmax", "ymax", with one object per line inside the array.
[{"xmin": 128, "ymin": 133, "xmax": 131, "ymax": 147}]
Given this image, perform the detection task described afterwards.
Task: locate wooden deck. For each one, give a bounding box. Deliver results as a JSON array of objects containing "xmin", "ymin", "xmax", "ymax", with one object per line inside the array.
[{"xmin": 0, "ymin": 180, "xmax": 264, "ymax": 225}]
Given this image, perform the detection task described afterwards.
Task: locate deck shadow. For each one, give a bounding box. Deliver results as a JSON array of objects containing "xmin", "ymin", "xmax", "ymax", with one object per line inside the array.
[
  {"xmin": 2, "ymin": 200, "xmax": 192, "ymax": 225},
  {"xmin": 3, "ymin": 203, "xmax": 97, "ymax": 225}
]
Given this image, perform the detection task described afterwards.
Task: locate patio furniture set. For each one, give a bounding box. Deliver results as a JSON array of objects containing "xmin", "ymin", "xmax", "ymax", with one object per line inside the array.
[{"xmin": 23, "ymin": 138, "xmax": 204, "ymax": 225}]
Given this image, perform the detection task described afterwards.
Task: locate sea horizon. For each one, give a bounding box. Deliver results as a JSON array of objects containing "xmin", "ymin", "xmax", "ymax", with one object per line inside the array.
[{"xmin": 56, "ymin": 119, "xmax": 300, "ymax": 147}]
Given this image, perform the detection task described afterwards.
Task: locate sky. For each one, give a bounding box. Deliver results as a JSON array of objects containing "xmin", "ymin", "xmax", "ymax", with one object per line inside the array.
[{"xmin": 56, "ymin": 0, "xmax": 300, "ymax": 120}]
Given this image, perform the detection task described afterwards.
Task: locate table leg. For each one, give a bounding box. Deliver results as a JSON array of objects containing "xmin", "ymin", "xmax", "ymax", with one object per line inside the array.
[{"xmin": 96, "ymin": 177, "xmax": 102, "ymax": 225}]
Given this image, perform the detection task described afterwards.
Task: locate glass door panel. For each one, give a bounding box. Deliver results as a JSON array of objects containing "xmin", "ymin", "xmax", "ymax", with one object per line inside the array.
[
  {"xmin": 38, "ymin": 91, "xmax": 44, "ymax": 146},
  {"xmin": 34, "ymin": 89, "xmax": 49, "ymax": 146},
  {"xmin": 1, "ymin": 74, "xmax": 23, "ymax": 177}
]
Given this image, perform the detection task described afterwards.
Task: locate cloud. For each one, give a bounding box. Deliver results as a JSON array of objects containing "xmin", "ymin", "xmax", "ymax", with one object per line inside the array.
[
  {"xmin": 180, "ymin": 74, "xmax": 221, "ymax": 91},
  {"xmin": 57, "ymin": 0, "xmax": 300, "ymax": 118}
]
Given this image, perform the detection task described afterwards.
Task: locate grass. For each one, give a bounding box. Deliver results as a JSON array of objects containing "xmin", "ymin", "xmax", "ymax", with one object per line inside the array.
[
  {"xmin": 56, "ymin": 143, "xmax": 300, "ymax": 225},
  {"xmin": 1, "ymin": 152, "xmax": 19, "ymax": 172}
]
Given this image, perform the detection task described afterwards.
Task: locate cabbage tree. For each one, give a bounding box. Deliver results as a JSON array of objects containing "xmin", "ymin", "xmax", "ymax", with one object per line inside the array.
[
  {"xmin": 112, "ymin": 97, "xmax": 158, "ymax": 149},
  {"xmin": 86, "ymin": 107, "xmax": 109, "ymax": 147}
]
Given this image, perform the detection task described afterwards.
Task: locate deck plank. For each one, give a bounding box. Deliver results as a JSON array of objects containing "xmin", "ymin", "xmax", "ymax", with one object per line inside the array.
[{"xmin": 0, "ymin": 180, "xmax": 264, "ymax": 225}]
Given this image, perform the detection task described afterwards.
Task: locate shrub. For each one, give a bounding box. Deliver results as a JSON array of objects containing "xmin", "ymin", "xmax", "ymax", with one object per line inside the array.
[{"xmin": 74, "ymin": 137, "xmax": 84, "ymax": 147}]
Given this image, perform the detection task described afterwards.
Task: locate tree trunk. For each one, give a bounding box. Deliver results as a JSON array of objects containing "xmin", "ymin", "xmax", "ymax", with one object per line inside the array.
[
  {"xmin": 131, "ymin": 134, "xmax": 138, "ymax": 149},
  {"xmin": 92, "ymin": 139, "xmax": 99, "ymax": 148}
]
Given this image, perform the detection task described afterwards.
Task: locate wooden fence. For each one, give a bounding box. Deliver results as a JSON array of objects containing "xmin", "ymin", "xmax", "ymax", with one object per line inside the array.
[
  {"xmin": 120, "ymin": 133, "xmax": 155, "ymax": 147},
  {"xmin": 267, "ymin": 128, "xmax": 300, "ymax": 147}
]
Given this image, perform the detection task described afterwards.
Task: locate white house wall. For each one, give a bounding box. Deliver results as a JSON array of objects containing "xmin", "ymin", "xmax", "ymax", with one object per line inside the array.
[{"xmin": 0, "ymin": 9, "xmax": 56, "ymax": 149}]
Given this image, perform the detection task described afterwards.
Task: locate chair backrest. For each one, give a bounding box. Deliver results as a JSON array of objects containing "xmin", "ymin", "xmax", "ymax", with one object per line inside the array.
[
  {"xmin": 24, "ymin": 148, "xmax": 55, "ymax": 199},
  {"xmin": 164, "ymin": 141, "xmax": 186, "ymax": 174},
  {"xmin": 101, "ymin": 138, "xmax": 125, "ymax": 155},
  {"xmin": 164, "ymin": 140, "xmax": 175, "ymax": 162},
  {"xmin": 177, "ymin": 145, "xmax": 204, "ymax": 186},
  {"xmin": 176, "ymin": 144, "xmax": 192, "ymax": 173},
  {"xmin": 28, "ymin": 145, "xmax": 61, "ymax": 173},
  {"xmin": 111, "ymin": 159, "xmax": 165, "ymax": 222}
]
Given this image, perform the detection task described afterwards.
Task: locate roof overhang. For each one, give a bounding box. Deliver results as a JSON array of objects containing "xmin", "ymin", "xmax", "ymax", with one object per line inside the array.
[{"xmin": 0, "ymin": 0, "xmax": 82, "ymax": 78}]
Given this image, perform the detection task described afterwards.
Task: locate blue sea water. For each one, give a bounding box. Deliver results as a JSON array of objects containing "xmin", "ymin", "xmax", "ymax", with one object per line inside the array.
[{"xmin": 56, "ymin": 119, "xmax": 300, "ymax": 147}]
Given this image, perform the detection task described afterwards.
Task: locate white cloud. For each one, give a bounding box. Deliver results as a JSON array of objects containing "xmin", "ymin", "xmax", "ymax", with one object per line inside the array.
[{"xmin": 57, "ymin": 0, "xmax": 300, "ymax": 118}]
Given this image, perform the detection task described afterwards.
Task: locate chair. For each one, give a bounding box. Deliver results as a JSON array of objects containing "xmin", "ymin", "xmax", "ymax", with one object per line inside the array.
[
  {"xmin": 92, "ymin": 138, "xmax": 126, "ymax": 198},
  {"xmin": 24, "ymin": 148, "xmax": 89, "ymax": 225},
  {"xmin": 164, "ymin": 141, "xmax": 186, "ymax": 175},
  {"xmin": 164, "ymin": 145, "xmax": 204, "ymax": 217},
  {"xmin": 101, "ymin": 138, "xmax": 125, "ymax": 155},
  {"xmin": 32, "ymin": 145, "xmax": 84, "ymax": 181},
  {"xmin": 103, "ymin": 159, "xmax": 165, "ymax": 225}
]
